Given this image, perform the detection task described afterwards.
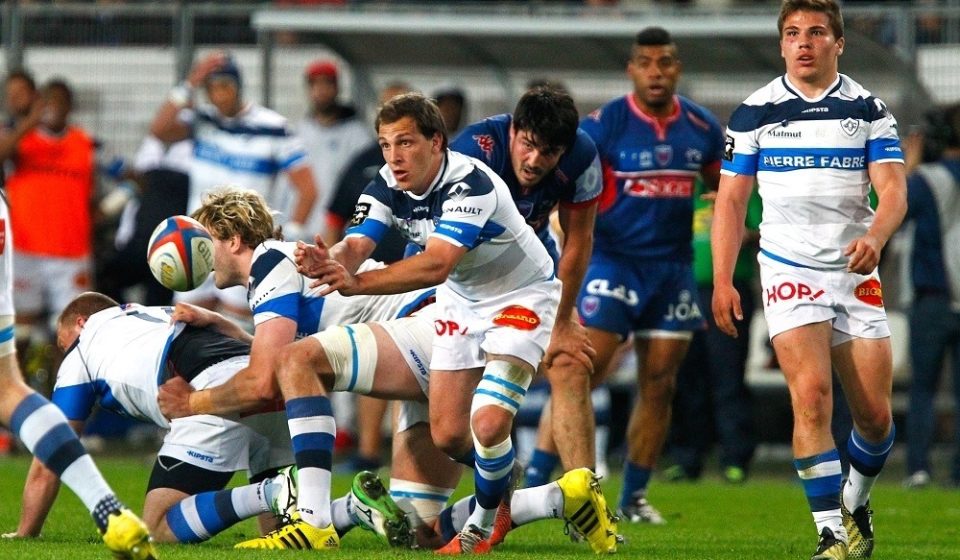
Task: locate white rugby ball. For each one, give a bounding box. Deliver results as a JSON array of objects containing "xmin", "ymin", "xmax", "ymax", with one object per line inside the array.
[{"xmin": 147, "ymin": 216, "xmax": 214, "ymax": 292}]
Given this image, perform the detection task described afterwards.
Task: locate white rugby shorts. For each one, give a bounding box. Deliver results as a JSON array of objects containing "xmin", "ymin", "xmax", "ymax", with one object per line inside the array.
[
  {"xmin": 13, "ymin": 253, "xmax": 91, "ymax": 317},
  {"xmin": 430, "ymin": 278, "xmax": 561, "ymax": 371},
  {"xmin": 160, "ymin": 356, "xmax": 293, "ymax": 476},
  {"xmin": 758, "ymin": 252, "xmax": 890, "ymax": 346}
]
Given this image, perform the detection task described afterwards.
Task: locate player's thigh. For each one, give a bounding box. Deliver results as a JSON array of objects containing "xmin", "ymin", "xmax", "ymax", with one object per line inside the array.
[
  {"xmin": 587, "ymin": 327, "xmax": 626, "ymax": 386},
  {"xmin": 772, "ymin": 322, "xmax": 835, "ymax": 396},
  {"xmin": 428, "ymin": 368, "xmax": 482, "ymax": 440},
  {"xmin": 832, "ymin": 336, "xmax": 893, "ymax": 421},
  {"xmin": 144, "ymin": 456, "xmax": 234, "ymax": 537}
]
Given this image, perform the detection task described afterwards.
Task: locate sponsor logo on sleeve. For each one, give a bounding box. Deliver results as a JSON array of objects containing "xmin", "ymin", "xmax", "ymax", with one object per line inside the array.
[
  {"xmin": 492, "ymin": 305, "xmax": 541, "ymax": 331},
  {"xmin": 854, "ymin": 278, "xmax": 884, "ymax": 307},
  {"xmin": 723, "ymin": 135, "xmax": 735, "ymax": 161},
  {"xmin": 350, "ymin": 202, "xmax": 371, "ymax": 226}
]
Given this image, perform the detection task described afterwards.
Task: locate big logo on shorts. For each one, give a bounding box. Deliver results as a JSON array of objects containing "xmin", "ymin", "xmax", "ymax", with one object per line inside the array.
[
  {"xmin": 493, "ymin": 305, "xmax": 541, "ymax": 331},
  {"xmin": 765, "ymin": 281, "xmax": 825, "ymax": 306},
  {"xmin": 854, "ymin": 278, "xmax": 884, "ymax": 307}
]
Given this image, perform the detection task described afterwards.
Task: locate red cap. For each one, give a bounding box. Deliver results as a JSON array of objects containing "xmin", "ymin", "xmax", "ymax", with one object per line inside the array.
[{"xmin": 305, "ymin": 60, "xmax": 338, "ymax": 83}]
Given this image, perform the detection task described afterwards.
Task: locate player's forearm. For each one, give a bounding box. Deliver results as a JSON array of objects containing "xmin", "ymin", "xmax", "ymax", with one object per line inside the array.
[
  {"xmin": 711, "ymin": 194, "xmax": 748, "ymax": 286},
  {"xmin": 17, "ymin": 458, "xmax": 60, "ymax": 537},
  {"xmin": 555, "ymin": 239, "xmax": 592, "ymax": 322},
  {"xmin": 329, "ymin": 237, "xmax": 374, "ymax": 274},
  {"xmin": 867, "ymin": 187, "xmax": 908, "ymax": 248},
  {"xmin": 354, "ymin": 253, "xmax": 448, "ymax": 295},
  {"xmin": 287, "ymin": 166, "xmax": 318, "ymax": 226},
  {"xmin": 149, "ymin": 102, "xmax": 189, "ymax": 143}
]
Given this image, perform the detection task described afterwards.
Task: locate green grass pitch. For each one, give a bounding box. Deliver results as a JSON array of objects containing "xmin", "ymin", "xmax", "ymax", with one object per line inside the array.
[{"xmin": 0, "ymin": 455, "xmax": 957, "ymax": 559}]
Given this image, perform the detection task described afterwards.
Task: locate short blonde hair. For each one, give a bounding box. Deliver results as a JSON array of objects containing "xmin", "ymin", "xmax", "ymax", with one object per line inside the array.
[{"xmin": 192, "ymin": 186, "xmax": 278, "ymax": 249}]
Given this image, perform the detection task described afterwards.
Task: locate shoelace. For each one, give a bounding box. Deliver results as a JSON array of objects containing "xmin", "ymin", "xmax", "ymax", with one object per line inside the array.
[{"xmin": 459, "ymin": 526, "xmax": 485, "ymax": 553}]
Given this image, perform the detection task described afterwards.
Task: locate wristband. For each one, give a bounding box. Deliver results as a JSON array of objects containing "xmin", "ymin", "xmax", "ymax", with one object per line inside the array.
[
  {"xmin": 168, "ymin": 81, "xmax": 193, "ymax": 108},
  {"xmin": 284, "ymin": 221, "xmax": 306, "ymax": 242}
]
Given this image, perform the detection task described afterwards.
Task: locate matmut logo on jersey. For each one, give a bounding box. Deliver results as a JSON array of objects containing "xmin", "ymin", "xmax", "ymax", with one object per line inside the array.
[
  {"xmin": 472, "ymin": 134, "xmax": 495, "ymax": 160},
  {"xmin": 854, "ymin": 278, "xmax": 884, "ymax": 307},
  {"xmin": 493, "ymin": 305, "xmax": 541, "ymax": 331},
  {"xmin": 616, "ymin": 171, "xmax": 694, "ymax": 198}
]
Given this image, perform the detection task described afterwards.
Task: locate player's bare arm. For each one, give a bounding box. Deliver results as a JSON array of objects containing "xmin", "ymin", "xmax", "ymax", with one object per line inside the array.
[
  {"xmin": 317, "ymin": 237, "xmax": 465, "ymax": 297},
  {"xmin": 545, "ymin": 202, "xmax": 597, "ymax": 371},
  {"xmin": 170, "ymin": 302, "xmax": 253, "ymax": 344},
  {"xmin": 150, "ymin": 52, "xmax": 226, "ymax": 143},
  {"xmin": 11, "ymin": 419, "xmax": 84, "ymax": 538},
  {"xmin": 284, "ymin": 164, "xmax": 319, "ymax": 228},
  {"xmin": 0, "ymin": 97, "xmax": 43, "ymax": 162},
  {"xmin": 844, "ymin": 160, "xmax": 907, "ymax": 274},
  {"xmin": 159, "ymin": 316, "xmax": 296, "ymax": 418},
  {"xmin": 711, "ymin": 172, "xmax": 754, "ymax": 338}
]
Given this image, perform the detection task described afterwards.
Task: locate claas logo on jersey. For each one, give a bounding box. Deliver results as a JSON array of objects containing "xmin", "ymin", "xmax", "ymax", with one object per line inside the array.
[
  {"xmin": 472, "ymin": 134, "xmax": 495, "ymax": 160},
  {"xmin": 492, "ymin": 305, "xmax": 541, "ymax": 331}
]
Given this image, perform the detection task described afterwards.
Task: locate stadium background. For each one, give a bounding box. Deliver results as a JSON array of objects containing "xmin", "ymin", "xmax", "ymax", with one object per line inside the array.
[{"xmin": 2, "ymin": 0, "xmax": 958, "ymax": 461}]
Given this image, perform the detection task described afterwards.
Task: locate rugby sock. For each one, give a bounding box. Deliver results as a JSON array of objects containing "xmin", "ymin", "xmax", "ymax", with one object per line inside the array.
[
  {"xmin": 438, "ymin": 496, "xmax": 475, "ymax": 542},
  {"xmin": 441, "ymin": 483, "xmax": 562, "ymax": 536},
  {"xmin": 593, "ymin": 385, "xmax": 612, "ymax": 476},
  {"xmin": 287, "ymin": 395, "xmax": 336, "ymax": 528},
  {"xmin": 795, "ymin": 449, "xmax": 845, "ymax": 539},
  {"xmin": 510, "ymin": 483, "xmax": 563, "ymax": 526},
  {"xmin": 619, "ymin": 462, "xmax": 652, "ymax": 510},
  {"xmin": 330, "ymin": 495, "xmax": 354, "ymax": 536},
  {"xmin": 389, "ymin": 479, "xmax": 453, "ymax": 528},
  {"xmin": 10, "ymin": 393, "xmax": 117, "ymax": 530},
  {"xmin": 524, "ymin": 449, "xmax": 559, "ymax": 488},
  {"xmin": 844, "ymin": 424, "xmax": 895, "ymax": 510},
  {"xmin": 466, "ymin": 438, "xmax": 515, "ymax": 535},
  {"xmin": 165, "ymin": 484, "xmax": 267, "ymax": 543}
]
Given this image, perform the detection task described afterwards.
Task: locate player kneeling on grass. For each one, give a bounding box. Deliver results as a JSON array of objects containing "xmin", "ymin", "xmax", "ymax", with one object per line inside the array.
[{"xmin": 7, "ymin": 292, "xmax": 300, "ymax": 545}]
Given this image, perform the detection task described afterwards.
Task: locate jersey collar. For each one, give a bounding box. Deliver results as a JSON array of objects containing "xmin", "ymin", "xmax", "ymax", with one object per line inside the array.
[
  {"xmin": 781, "ymin": 73, "xmax": 842, "ymax": 103},
  {"xmin": 626, "ymin": 94, "xmax": 681, "ymax": 142}
]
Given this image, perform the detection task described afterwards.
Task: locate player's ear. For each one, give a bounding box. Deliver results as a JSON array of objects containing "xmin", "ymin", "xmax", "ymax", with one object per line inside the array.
[{"xmin": 836, "ymin": 36, "xmax": 845, "ymax": 56}]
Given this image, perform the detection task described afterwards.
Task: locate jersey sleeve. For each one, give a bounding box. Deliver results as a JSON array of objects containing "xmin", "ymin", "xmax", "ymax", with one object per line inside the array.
[
  {"xmin": 565, "ymin": 154, "xmax": 602, "ymax": 207},
  {"xmin": 865, "ymin": 97, "xmax": 904, "ymax": 164},
  {"xmin": 449, "ymin": 122, "xmax": 492, "ymax": 163},
  {"xmin": 51, "ymin": 352, "xmax": 96, "ymax": 421},
  {"xmin": 721, "ymin": 104, "xmax": 760, "ymax": 177},
  {"xmin": 432, "ymin": 173, "xmax": 499, "ymax": 249},
  {"xmin": 249, "ymin": 249, "xmax": 302, "ymax": 326},
  {"xmin": 344, "ymin": 179, "xmax": 394, "ymax": 244},
  {"xmin": 579, "ymin": 107, "xmax": 609, "ymax": 152}
]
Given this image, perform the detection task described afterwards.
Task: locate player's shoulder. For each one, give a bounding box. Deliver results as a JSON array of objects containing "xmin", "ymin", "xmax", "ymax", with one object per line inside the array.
[
  {"xmin": 677, "ymin": 96, "xmax": 723, "ymax": 132},
  {"xmin": 450, "ymin": 114, "xmax": 510, "ymax": 163},
  {"xmin": 250, "ymin": 240, "xmax": 296, "ymax": 282},
  {"xmin": 558, "ymin": 128, "xmax": 599, "ymax": 172},
  {"xmin": 836, "ymin": 74, "xmax": 891, "ymax": 121},
  {"xmin": 445, "ymin": 150, "xmax": 500, "ymax": 197},
  {"xmin": 583, "ymin": 95, "xmax": 629, "ymax": 126},
  {"xmin": 728, "ymin": 76, "xmax": 793, "ymax": 132}
]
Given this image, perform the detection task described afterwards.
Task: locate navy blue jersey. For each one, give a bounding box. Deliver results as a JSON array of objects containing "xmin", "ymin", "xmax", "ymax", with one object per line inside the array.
[
  {"xmin": 450, "ymin": 114, "xmax": 601, "ymax": 259},
  {"xmin": 581, "ymin": 95, "xmax": 724, "ymax": 261}
]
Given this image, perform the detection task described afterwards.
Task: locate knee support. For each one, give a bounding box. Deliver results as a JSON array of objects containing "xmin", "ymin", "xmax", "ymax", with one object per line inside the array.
[
  {"xmin": 470, "ymin": 359, "xmax": 532, "ymax": 417},
  {"xmin": 315, "ymin": 324, "xmax": 378, "ymax": 394}
]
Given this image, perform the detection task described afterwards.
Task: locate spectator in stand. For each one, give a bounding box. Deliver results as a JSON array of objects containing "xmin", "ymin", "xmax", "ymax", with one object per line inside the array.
[
  {"xmin": 0, "ymin": 78, "xmax": 97, "ymax": 384},
  {"xmin": 298, "ymin": 60, "xmax": 371, "ymax": 244},
  {"xmin": 97, "ymin": 135, "xmax": 193, "ymax": 306},
  {"xmin": 902, "ymin": 103, "xmax": 960, "ymax": 489},
  {"xmin": 665, "ymin": 179, "xmax": 761, "ymax": 484},
  {"xmin": 433, "ymin": 86, "xmax": 467, "ymax": 137},
  {"xmin": 150, "ymin": 51, "xmax": 318, "ymax": 328}
]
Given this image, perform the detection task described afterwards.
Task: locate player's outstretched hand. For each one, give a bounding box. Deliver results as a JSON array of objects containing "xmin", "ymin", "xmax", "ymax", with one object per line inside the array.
[
  {"xmin": 158, "ymin": 376, "xmax": 195, "ymax": 419},
  {"xmin": 310, "ymin": 259, "xmax": 358, "ymax": 296},
  {"xmin": 544, "ymin": 318, "xmax": 595, "ymax": 374},
  {"xmin": 294, "ymin": 234, "xmax": 330, "ymax": 279},
  {"xmin": 712, "ymin": 283, "xmax": 743, "ymax": 338},
  {"xmin": 188, "ymin": 51, "xmax": 228, "ymax": 88},
  {"xmin": 844, "ymin": 233, "xmax": 882, "ymax": 275}
]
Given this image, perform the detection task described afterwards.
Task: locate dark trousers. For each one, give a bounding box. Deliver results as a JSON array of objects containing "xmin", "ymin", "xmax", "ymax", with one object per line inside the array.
[
  {"xmin": 906, "ymin": 294, "xmax": 960, "ymax": 481},
  {"xmin": 668, "ymin": 281, "xmax": 757, "ymax": 474}
]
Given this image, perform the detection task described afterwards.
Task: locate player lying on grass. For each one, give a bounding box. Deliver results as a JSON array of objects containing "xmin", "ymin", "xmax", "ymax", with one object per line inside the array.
[{"xmin": 7, "ymin": 292, "xmax": 299, "ymax": 545}]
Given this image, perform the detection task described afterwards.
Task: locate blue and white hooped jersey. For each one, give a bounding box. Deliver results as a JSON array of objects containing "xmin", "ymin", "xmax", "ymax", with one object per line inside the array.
[
  {"xmin": 182, "ymin": 103, "xmax": 309, "ymax": 213},
  {"xmin": 722, "ymin": 74, "xmax": 904, "ymax": 270},
  {"xmin": 450, "ymin": 114, "xmax": 601, "ymax": 261},
  {"xmin": 581, "ymin": 94, "xmax": 725, "ymax": 262},
  {"xmin": 344, "ymin": 150, "xmax": 555, "ymax": 302},
  {"xmin": 248, "ymin": 241, "xmax": 436, "ymax": 338},
  {"xmin": 53, "ymin": 305, "xmax": 185, "ymax": 428}
]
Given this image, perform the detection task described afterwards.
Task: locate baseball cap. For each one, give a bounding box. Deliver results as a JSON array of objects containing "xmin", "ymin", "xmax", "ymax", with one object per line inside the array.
[{"xmin": 305, "ymin": 60, "xmax": 338, "ymax": 84}]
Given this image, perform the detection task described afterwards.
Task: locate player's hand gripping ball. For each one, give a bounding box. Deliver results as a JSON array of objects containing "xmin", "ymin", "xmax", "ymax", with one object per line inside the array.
[{"xmin": 147, "ymin": 216, "xmax": 214, "ymax": 292}]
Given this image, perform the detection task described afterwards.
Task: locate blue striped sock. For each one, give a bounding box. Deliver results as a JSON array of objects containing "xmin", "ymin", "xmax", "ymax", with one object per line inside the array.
[
  {"xmin": 844, "ymin": 424, "xmax": 895, "ymax": 509},
  {"xmin": 165, "ymin": 484, "xmax": 265, "ymax": 543},
  {"xmin": 619, "ymin": 462, "xmax": 652, "ymax": 510},
  {"xmin": 466, "ymin": 439, "xmax": 515, "ymax": 534},
  {"xmin": 287, "ymin": 395, "xmax": 336, "ymax": 528},
  {"xmin": 524, "ymin": 449, "xmax": 559, "ymax": 488},
  {"xmin": 795, "ymin": 449, "xmax": 843, "ymax": 535},
  {"xmin": 11, "ymin": 393, "xmax": 115, "ymax": 523}
]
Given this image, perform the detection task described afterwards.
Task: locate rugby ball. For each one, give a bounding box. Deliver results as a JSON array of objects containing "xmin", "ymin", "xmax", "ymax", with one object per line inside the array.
[{"xmin": 147, "ymin": 216, "xmax": 214, "ymax": 292}]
